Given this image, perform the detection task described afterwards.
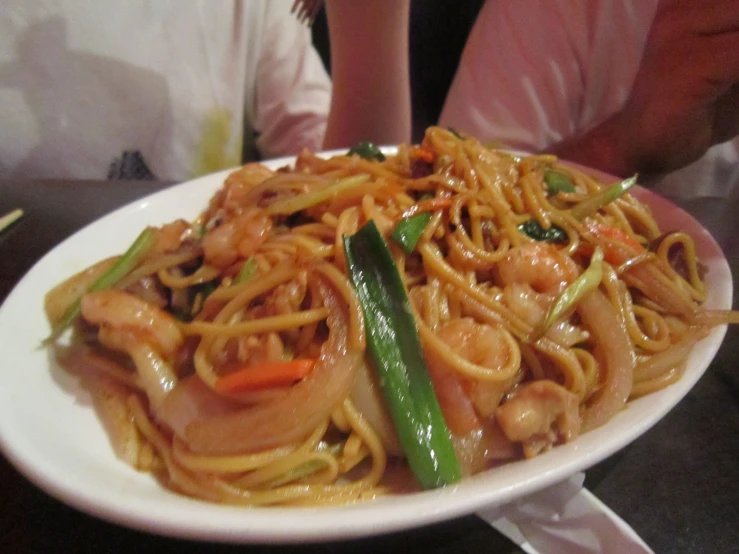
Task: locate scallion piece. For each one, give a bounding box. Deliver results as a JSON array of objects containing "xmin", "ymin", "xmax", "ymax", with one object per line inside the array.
[
  {"xmin": 0, "ymin": 208, "xmax": 24, "ymax": 234},
  {"xmin": 570, "ymin": 175, "xmax": 637, "ymax": 221},
  {"xmin": 233, "ymin": 256, "xmax": 257, "ymax": 285},
  {"xmin": 391, "ymin": 212, "xmax": 432, "ymax": 254},
  {"xmin": 532, "ymin": 247, "xmax": 604, "ymax": 340},
  {"xmin": 544, "ymin": 170, "xmax": 576, "ymax": 195},
  {"xmin": 266, "ymin": 174, "xmax": 370, "ymax": 216},
  {"xmin": 343, "ymin": 221, "xmax": 461, "ymax": 489},
  {"xmin": 45, "ymin": 228, "xmax": 155, "ymax": 342}
]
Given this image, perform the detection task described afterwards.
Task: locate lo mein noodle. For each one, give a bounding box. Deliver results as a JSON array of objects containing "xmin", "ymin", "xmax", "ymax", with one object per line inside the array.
[{"xmin": 44, "ymin": 127, "xmax": 735, "ymax": 506}]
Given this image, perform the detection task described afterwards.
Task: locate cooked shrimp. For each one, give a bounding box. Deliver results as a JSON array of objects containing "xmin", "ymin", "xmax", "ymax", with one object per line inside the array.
[
  {"xmin": 497, "ymin": 243, "xmax": 578, "ymax": 294},
  {"xmin": 435, "ymin": 318, "xmax": 513, "ymax": 376},
  {"xmin": 202, "ymin": 207, "xmax": 272, "ymax": 269},
  {"xmin": 149, "ymin": 220, "xmax": 187, "ymax": 254},
  {"xmin": 427, "ymin": 318, "xmax": 520, "ymax": 431},
  {"xmin": 203, "ymin": 163, "xmax": 275, "ymax": 220},
  {"xmin": 81, "ymin": 290, "xmax": 183, "ymax": 407},
  {"xmin": 44, "ymin": 257, "xmax": 117, "ymax": 327},
  {"xmin": 495, "ymin": 380, "xmax": 580, "ymax": 457},
  {"xmin": 502, "ymin": 283, "xmax": 590, "ymax": 347},
  {"xmin": 252, "ymin": 271, "xmax": 309, "ymax": 319}
]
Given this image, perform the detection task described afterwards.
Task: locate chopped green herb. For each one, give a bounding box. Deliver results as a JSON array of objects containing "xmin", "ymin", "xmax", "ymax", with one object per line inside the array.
[
  {"xmin": 347, "ymin": 141, "xmax": 386, "ymax": 162},
  {"xmin": 518, "ymin": 219, "xmax": 568, "ymax": 243},
  {"xmin": 391, "ymin": 194, "xmax": 434, "ymax": 254}
]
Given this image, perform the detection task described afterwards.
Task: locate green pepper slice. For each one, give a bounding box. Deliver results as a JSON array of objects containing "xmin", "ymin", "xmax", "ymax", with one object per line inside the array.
[{"xmin": 343, "ymin": 221, "xmax": 461, "ymax": 489}]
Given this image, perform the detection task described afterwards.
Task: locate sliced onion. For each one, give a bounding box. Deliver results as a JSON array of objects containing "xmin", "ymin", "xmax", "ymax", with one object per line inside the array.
[
  {"xmin": 451, "ymin": 422, "xmax": 518, "ymax": 476},
  {"xmin": 634, "ymin": 331, "xmax": 699, "ymax": 382},
  {"xmin": 578, "ymin": 290, "xmax": 635, "ymax": 432},
  {"xmin": 159, "ymin": 278, "xmax": 363, "ymax": 455},
  {"xmin": 627, "ymin": 264, "xmax": 696, "ymax": 319},
  {"xmin": 44, "ymin": 257, "xmax": 117, "ymax": 327},
  {"xmin": 350, "ymin": 361, "xmax": 402, "ymax": 455}
]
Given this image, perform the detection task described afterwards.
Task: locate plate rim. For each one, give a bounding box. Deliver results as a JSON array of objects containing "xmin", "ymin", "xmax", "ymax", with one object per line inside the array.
[{"xmin": 0, "ymin": 154, "xmax": 731, "ymax": 543}]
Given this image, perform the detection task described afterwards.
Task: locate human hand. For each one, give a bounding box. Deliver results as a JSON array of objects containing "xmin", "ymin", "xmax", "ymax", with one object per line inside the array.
[{"xmin": 613, "ymin": 0, "xmax": 739, "ymax": 174}]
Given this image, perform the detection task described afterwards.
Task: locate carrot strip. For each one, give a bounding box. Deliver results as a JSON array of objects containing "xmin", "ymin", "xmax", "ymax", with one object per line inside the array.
[
  {"xmin": 586, "ymin": 221, "xmax": 645, "ymax": 265},
  {"xmin": 214, "ymin": 359, "xmax": 316, "ymax": 394},
  {"xmin": 410, "ymin": 146, "xmax": 434, "ymax": 163}
]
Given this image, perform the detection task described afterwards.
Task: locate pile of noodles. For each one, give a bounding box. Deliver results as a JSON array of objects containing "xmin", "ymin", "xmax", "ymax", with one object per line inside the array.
[{"xmin": 44, "ymin": 126, "xmax": 732, "ymax": 507}]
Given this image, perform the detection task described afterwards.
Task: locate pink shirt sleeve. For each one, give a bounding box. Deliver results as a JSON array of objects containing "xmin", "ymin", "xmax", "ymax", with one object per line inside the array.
[{"xmin": 439, "ymin": 0, "xmax": 655, "ymax": 153}]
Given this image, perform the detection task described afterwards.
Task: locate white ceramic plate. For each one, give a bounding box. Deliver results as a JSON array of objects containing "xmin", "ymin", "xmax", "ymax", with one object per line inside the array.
[{"xmin": 0, "ymin": 157, "xmax": 731, "ymax": 544}]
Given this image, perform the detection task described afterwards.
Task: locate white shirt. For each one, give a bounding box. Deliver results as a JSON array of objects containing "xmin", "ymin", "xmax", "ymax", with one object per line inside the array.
[
  {"xmin": 0, "ymin": 0, "xmax": 331, "ymax": 181},
  {"xmin": 440, "ymin": 0, "xmax": 739, "ymax": 201}
]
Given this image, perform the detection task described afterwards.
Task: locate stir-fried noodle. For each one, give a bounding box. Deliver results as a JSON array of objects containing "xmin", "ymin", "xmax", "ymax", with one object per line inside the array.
[{"xmin": 45, "ymin": 127, "xmax": 735, "ymax": 506}]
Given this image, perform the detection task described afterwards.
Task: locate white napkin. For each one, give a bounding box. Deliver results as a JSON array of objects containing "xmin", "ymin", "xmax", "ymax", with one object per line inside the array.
[{"xmin": 476, "ymin": 474, "xmax": 655, "ymax": 554}]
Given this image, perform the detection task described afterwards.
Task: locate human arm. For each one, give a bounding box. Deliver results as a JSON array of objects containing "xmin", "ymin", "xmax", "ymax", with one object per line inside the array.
[
  {"xmin": 549, "ymin": 0, "xmax": 739, "ymax": 178},
  {"xmin": 322, "ymin": 0, "xmax": 412, "ymax": 150}
]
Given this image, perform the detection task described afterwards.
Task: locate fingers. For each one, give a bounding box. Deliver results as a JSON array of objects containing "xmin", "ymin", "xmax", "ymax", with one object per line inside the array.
[
  {"xmin": 713, "ymin": 83, "xmax": 739, "ymax": 145},
  {"xmin": 657, "ymin": 0, "xmax": 739, "ymax": 35},
  {"xmin": 642, "ymin": 23, "xmax": 739, "ymax": 95},
  {"xmin": 693, "ymin": 30, "xmax": 739, "ymax": 85}
]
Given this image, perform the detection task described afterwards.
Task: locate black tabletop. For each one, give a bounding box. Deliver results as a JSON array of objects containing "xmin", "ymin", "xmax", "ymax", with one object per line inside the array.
[{"xmin": 1, "ymin": 180, "xmax": 738, "ymax": 554}]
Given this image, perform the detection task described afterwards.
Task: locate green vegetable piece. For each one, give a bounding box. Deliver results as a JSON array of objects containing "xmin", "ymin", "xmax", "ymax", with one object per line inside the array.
[
  {"xmin": 519, "ymin": 174, "xmax": 637, "ymax": 244},
  {"xmin": 518, "ymin": 219, "xmax": 568, "ymax": 243},
  {"xmin": 266, "ymin": 174, "xmax": 370, "ymax": 216},
  {"xmin": 343, "ymin": 221, "xmax": 461, "ymax": 489},
  {"xmin": 346, "ymin": 141, "xmax": 386, "ymax": 162},
  {"xmin": 390, "ymin": 195, "xmax": 435, "ymax": 254},
  {"xmin": 532, "ymin": 247, "xmax": 604, "ymax": 340},
  {"xmin": 199, "ymin": 281, "xmax": 218, "ymax": 300},
  {"xmin": 233, "ymin": 256, "xmax": 257, "ymax": 285},
  {"xmin": 0, "ymin": 208, "xmax": 24, "ymax": 234},
  {"xmin": 45, "ymin": 228, "xmax": 155, "ymax": 343},
  {"xmin": 570, "ymin": 175, "xmax": 637, "ymax": 221},
  {"xmin": 391, "ymin": 212, "xmax": 433, "ymax": 254},
  {"xmin": 447, "ymin": 127, "xmax": 464, "ymax": 139},
  {"xmin": 544, "ymin": 170, "xmax": 576, "ymax": 195}
]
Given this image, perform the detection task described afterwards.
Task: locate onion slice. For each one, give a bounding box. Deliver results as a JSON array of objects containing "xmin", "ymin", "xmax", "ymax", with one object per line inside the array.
[
  {"xmin": 160, "ymin": 277, "xmax": 362, "ymax": 455},
  {"xmin": 578, "ymin": 290, "xmax": 635, "ymax": 432}
]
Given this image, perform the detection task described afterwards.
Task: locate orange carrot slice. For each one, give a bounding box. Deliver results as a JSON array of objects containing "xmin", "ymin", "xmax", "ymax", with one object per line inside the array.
[{"xmin": 215, "ymin": 359, "xmax": 316, "ymax": 394}]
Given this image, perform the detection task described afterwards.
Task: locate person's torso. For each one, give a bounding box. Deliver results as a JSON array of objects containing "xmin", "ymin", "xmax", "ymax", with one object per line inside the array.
[
  {"xmin": 439, "ymin": 0, "xmax": 739, "ymax": 201},
  {"xmin": 0, "ymin": 0, "xmax": 265, "ymax": 181}
]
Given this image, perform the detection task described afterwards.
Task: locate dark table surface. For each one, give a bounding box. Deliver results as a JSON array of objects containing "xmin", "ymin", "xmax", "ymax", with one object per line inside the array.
[{"xmin": 1, "ymin": 179, "xmax": 738, "ymax": 554}]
